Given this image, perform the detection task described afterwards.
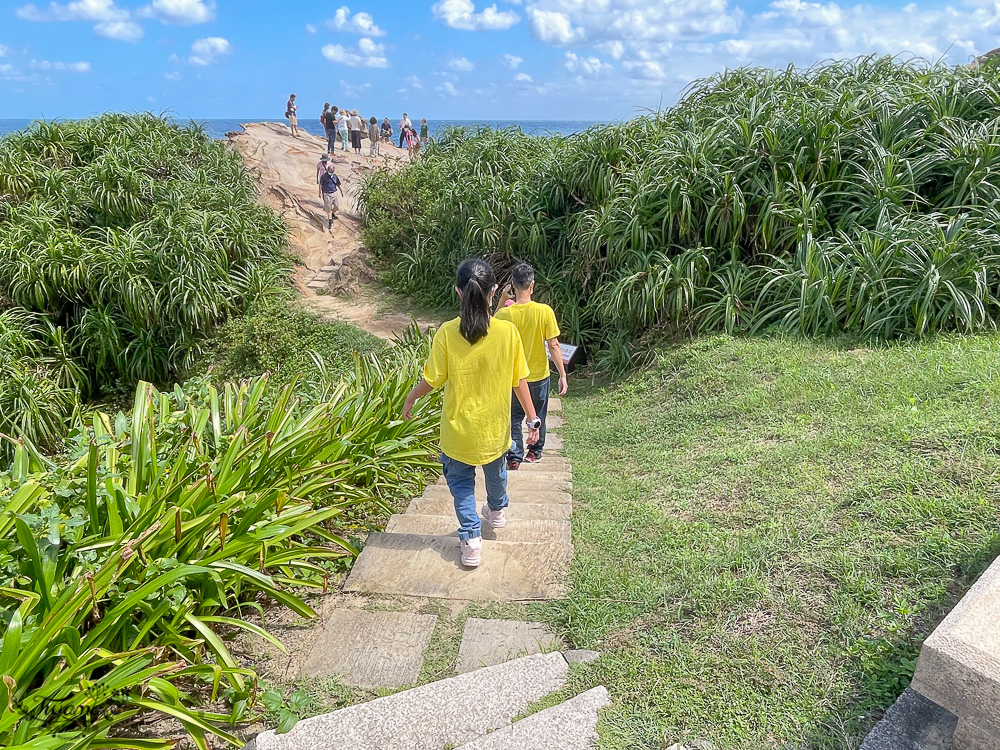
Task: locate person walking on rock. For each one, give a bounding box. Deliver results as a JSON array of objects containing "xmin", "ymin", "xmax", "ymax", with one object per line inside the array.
[
  {"xmin": 319, "ymin": 163, "xmax": 344, "ymax": 230},
  {"xmin": 402, "ymin": 259, "xmax": 540, "ymax": 568},
  {"xmin": 495, "ymin": 262, "xmax": 568, "ymax": 470},
  {"xmin": 350, "ymin": 109, "xmax": 363, "ymax": 154},
  {"xmin": 323, "ymin": 105, "xmax": 338, "ymax": 153},
  {"xmin": 368, "ymin": 116, "xmax": 380, "ymax": 157},
  {"xmin": 285, "ymin": 94, "xmax": 299, "ymax": 137}
]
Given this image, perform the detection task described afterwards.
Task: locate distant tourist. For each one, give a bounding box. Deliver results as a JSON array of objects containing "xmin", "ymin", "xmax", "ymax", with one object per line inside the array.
[
  {"xmin": 495, "ymin": 262, "xmax": 568, "ymax": 470},
  {"xmin": 350, "ymin": 109, "xmax": 363, "ymax": 154},
  {"xmin": 420, "ymin": 118, "xmax": 429, "ymax": 147},
  {"xmin": 381, "ymin": 117, "xmax": 392, "ymax": 143},
  {"xmin": 324, "ymin": 105, "xmax": 338, "ymax": 153},
  {"xmin": 398, "ymin": 112, "xmax": 411, "ymax": 148},
  {"xmin": 368, "ymin": 116, "xmax": 380, "ymax": 157},
  {"xmin": 316, "ymin": 153, "xmax": 330, "ymax": 196},
  {"xmin": 319, "ymin": 163, "xmax": 344, "ymax": 230},
  {"xmin": 336, "ymin": 107, "xmax": 349, "ymax": 151},
  {"xmin": 285, "ymin": 94, "xmax": 299, "ymax": 137},
  {"xmin": 405, "ymin": 125, "xmax": 419, "ymax": 158},
  {"xmin": 402, "ymin": 259, "xmax": 539, "ymax": 568}
]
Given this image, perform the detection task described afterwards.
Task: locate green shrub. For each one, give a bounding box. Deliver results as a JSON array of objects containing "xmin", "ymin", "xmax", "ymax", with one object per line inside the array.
[
  {"xmin": 359, "ymin": 56, "xmax": 1000, "ymax": 362},
  {"xmin": 203, "ymin": 299, "xmax": 386, "ymax": 385}
]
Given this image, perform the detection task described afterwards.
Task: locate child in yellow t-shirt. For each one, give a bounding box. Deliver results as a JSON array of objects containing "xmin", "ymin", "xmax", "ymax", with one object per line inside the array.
[
  {"xmin": 402, "ymin": 259, "xmax": 541, "ymax": 568},
  {"xmin": 495, "ymin": 263, "xmax": 568, "ymax": 469}
]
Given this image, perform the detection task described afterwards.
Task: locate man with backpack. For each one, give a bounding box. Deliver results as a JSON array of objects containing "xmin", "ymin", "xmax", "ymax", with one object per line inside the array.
[
  {"xmin": 319, "ymin": 164, "xmax": 344, "ymax": 230},
  {"xmin": 495, "ymin": 262, "xmax": 569, "ymax": 469}
]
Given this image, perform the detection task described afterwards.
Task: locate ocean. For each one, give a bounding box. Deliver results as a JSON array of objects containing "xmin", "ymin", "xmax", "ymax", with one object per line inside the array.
[{"xmin": 0, "ymin": 118, "xmax": 601, "ymax": 141}]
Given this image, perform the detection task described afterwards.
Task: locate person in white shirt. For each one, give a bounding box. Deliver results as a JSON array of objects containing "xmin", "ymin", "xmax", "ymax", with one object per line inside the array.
[
  {"xmin": 336, "ymin": 108, "xmax": 349, "ymax": 151},
  {"xmin": 350, "ymin": 110, "xmax": 364, "ymax": 154},
  {"xmin": 398, "ymin": 112, "xmax": 411, "ymax": 148}
]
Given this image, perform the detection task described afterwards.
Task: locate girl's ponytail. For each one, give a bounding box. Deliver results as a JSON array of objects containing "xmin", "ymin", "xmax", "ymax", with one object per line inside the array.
[{"xmin": 456, "ymin": 258, "xmax": 495, "ymax": 344}]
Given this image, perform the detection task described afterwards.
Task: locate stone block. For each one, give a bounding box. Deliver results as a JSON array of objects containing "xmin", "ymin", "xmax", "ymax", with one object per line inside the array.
[
  {"xmin": 456, "ymin": 618, "xmax": 562, "ymax": 673},
  {"xmin": 406, "ymin": 495, "xmax": 572, "ymax": 521},
  {"xmin": 859, "ymin": 688, "xmax": 957, "ymax": 750},
  {"xmin": 564, "ymin": 649, "xmax": 601, "ymax": 665},
  {"xmin": 385, "ymin": 514, "xmax": 572, "ymax": 544},
  {"xmin": 299, "ymin": 609, "xmax": 436, "ymax": 688},
  {"xmin": 420, "ymin": 483, "xmax": 573, "ymax": 505}
]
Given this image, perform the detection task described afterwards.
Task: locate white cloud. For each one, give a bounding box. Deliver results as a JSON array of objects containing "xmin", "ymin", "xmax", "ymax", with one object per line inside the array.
[
  {"xmin": 436, "ymin": 80, "xmax": 459, "ymax": 96},
  {"xmin": 564, "ymin": 51, "xmax": 611, "ymax": 75},
  {"xmin": 187, "ymin": 36, "xmax": 230, "ymax": 65},
  {"xmin": 448, "ymin": 56, "xmax": 475, "ymax": 71},
  {"xmin": 432, "ymin": 0, "xmax": 519, "ymax": 30},
  {"xmin": 329, "ymin": 6, "xmax": 386, "ymax": 36},
  {"xmin": 525, "ymin": 8, "xmax": 583, "ymax": 44},
  {"xmin": 514, "ymin": 71, "xmax": 532, "ymax": 81},
  {"xmin": 16, "ymin": 0, "xmax": 127, "ymax": 22},
  {"xmin": 321, "ymin": 37, "xmax": 389, "ymax": 68},
  {"xmin": 405, "ymin": 74, "xmax": 424, "ymax": 89},
  {"xmin": 94, "ymin": 20, "xmax": 143, "ymax": 41},
  {"xmin": 340, "ymin": 78, "xmax": 372, "ymax": 97},
  {"xmin": 623, "ymin": 59, "xmax": 665, "ymax": 79},
  {"xmin": 502, "ymin": 53, "xmax": 522, "ymax": 68},
  {"xmin": 0, "ymin": 45, "xmax": 10, "ymax": 57},
  {"xmin": 165, "ymin": 70, "xmax": 182, "ymax": 80},
  {"xmin": 305, "ymin": 23, "xmax": 317, "ymax": 33},
  {"xmin": 32, "ymin": 59, "xmax": 92, "ymax": 71},
  {"xmin": 142, "ymin": 0, "xmax": 215, "ymax": 25}
]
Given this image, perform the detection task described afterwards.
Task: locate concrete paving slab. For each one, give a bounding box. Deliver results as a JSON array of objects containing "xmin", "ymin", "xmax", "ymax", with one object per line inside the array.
[
  {"xmin": 386, "ymin": 514, "xmax": 572, "ymax": 543},
  {"xmin": 435, "ymin": 473, "xmax": 573, "ymax": 491},
  {"xmin": 457, "ymin": 618, "xmax": 562, "ymax": 673},
  {"xmin": 547, "ymin": 414, "xmax": 564, "ymax": 429},
  {"xmin": 299, "ymin": 609, "xmax": 436, "ymax": 688},
  {"xmin": 407, "ymin": 495, "xmax": 573, "ymax": 520},
  {"xmin": 859, "ymin": 687, "xmax": 956, "ymax": 750},
  {"xmin": 519, "ymin": 457, "xmax": 571, "ymax": 473},
  {"xmin": 455, "ymin": 686, "xmax": 610, "ymax": 749},
  {"xmin": 246, "ymin": 652, "xmax": 570, "ymax": 750},
  {"xmin": 343, "ymin": 532, "xmax": 571, "ymax": 600},
  {"xmin": 548, "ymin": 398, "xmax": 562, "ymax": 413},
  {"xmin": 420, "ymin": 484, "xmax": 573, "ymax": 505}
]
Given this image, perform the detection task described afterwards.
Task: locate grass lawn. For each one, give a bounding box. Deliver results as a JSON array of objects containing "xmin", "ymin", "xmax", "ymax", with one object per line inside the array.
[{"xmin": 544, "ymin": 334, "xmax": 1000, "ymax": 749}]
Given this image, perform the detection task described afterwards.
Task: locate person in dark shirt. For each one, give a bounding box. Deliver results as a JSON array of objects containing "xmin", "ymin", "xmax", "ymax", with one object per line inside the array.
[{"xmin": 319, "ymin": 164, "xmax": 344, "ymax": 230}]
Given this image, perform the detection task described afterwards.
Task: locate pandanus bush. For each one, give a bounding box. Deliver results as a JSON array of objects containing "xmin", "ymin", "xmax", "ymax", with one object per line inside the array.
[
  {"xmin": 0, "ymin": 113, "xmax": 290, "ymax": 453},
  {"xmin": 359, "ymin": 56, "xmax": 1000, "ymax": 365},
  {"xmin": 0, "ymin": 343, "xmax": 440, "ymax": 750}
]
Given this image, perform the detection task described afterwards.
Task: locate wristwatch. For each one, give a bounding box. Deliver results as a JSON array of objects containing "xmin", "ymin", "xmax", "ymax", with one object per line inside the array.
[{"xmin": 526, "ymin": 417, "xmax": 542, "ymax": 430}]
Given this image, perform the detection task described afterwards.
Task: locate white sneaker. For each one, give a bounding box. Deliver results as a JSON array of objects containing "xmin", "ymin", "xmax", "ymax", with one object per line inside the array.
[
  {"xmin": 460, "ymin": 536, "xmax": 482, "ymax": 567},
  {"xmin": 481, "ymin": 503, "xmax": 507, "ymax": 529}
]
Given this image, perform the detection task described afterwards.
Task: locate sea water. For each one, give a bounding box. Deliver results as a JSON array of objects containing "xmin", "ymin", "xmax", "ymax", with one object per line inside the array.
[{"xmin": 0, "ymin": 118, "xmax": 601, "ymax": 141}]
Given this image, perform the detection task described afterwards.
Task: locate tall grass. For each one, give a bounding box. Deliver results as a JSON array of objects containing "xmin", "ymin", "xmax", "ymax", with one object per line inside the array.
[
  {"xmin": 359, "ymin": 56, "xmax": 1000, "ymax": 368},
  {"xmin": 0, "ymin": 113, "xmax": 289, "ymax": 450}
]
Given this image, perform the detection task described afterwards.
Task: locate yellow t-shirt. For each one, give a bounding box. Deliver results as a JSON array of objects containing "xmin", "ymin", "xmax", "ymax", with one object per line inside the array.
[
  {"xmin": 494, "ymin": 301, "xmax": 561, "ymax": 383},
  {"xmin": 423, "ymin": 317, "xmax": 530, "ymax": 466}
]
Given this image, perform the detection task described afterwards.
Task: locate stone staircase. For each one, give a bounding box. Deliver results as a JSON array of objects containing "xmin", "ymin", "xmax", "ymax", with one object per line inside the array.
[
  {"xmin": 241, "ymin": 398, "xmax": 611, "ymax": 749},
  {"xmin": 343, "ymin": 400, "xmax": 574, "ymax": 601}
]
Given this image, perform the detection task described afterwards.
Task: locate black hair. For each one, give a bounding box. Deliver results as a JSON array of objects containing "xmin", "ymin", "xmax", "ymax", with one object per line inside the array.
[
  {"xmin": 510, "ymin": 262, "xmax": 535, "ymax": 291},
  {"xmin": 456, "ymin": 258, "xmax": 495, "ymax": 345}
]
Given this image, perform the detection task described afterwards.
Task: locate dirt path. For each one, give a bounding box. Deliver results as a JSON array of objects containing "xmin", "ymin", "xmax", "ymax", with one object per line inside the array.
[{"xmin": 228, "ymin": 122, "xmax": 438, "ymax": 339}]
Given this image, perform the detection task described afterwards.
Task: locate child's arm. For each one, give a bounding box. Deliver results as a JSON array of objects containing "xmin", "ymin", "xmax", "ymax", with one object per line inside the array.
[
  {"xmin": 403, "ymin": 379, "xmax": 433, "ymax": 420},
  {"xmin": 546, "ymin": 338, "xmax": 568, "ymax": 395},
  {"xmin": 514, "ymin": 378, "xmax": 540, "ymax": 445}
]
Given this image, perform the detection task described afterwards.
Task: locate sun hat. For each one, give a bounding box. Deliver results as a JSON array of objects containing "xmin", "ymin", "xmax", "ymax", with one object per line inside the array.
[{"xmin": 320, "ymin": 153, "xmax": 329, "ymax": 161}]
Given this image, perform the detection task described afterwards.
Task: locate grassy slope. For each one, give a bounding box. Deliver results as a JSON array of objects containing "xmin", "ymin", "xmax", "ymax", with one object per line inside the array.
[{"xmin": 548, "ymin": 334, "xmax": 1000, "ymax": 749}]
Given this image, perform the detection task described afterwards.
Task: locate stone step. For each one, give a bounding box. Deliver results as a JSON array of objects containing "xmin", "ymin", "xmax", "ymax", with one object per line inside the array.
[
  {"xmin": 407, "ymin": 496, "xmax": 572, "ymax": 520},
  {"xmin": 343, "ymin": 532, "xmax": 571, "ymax": 600},
  {"xmin": 547, "ymin": 415, "xmax": 565, "ymax": 429},
  {"xmin": 386, "ymin": 513, "xmax": 572, "ymax": 543},
  {"xmin": 455, "ymin": 687, "xmax": 610, "ymax": 749},
  {"xmin": 244, "ymin": 652, "xmax": 570, "ymax": 750},
  {"xmin": 419, "ymin": 484, "xmax": 573, "ymax": 505},
  {"xmin": 457, "ymin": 618, "xmax": 562, "ymax": 674},
  {"xmin": 519, "ymin": 457, "xmax": 571, "ymax": 473},
  {"xmin": 435, "ymin": 473, "xmax": 573, "ymax": 491},
  {"xmin": 548, "ymin": 398, "xmax": 562, "ymax": 413}
]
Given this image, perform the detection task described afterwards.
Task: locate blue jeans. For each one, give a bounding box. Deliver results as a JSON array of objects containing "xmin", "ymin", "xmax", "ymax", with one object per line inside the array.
[
  {"xmin": 508, "ymin": 377, "xmax": 550, "ymax": 462},
  {"xmin": 325, "ymin": 127, "xmax": 336, "ymax": 152},
  {"xmin": 441, "ymin": 451, "xmax": 510, "ymax": 541}
]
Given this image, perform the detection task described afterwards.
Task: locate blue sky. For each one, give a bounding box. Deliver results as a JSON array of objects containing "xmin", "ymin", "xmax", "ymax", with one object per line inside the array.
[{"xmin": 1, "ymin": 0, "xmax": 999, "ymax": 120}]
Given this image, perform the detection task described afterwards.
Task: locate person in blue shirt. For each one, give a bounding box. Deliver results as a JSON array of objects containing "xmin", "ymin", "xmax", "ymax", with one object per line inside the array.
[{"xmin": 320, "ymin": 164, "xmax": 344, "ymax": 230}]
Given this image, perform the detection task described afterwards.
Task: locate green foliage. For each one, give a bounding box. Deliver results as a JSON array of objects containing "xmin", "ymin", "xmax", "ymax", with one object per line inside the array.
[
  {"xmin": 360, "ymin": 57, "xmax": 1000, "ymax": 363},
  {"xmin": 204, "ymin": 299, "xmax": 386, "ymax": 385},
  {"xmin": 0, "ymin": 114, "xmax": 290, "ymax": 452},
  {"xmin": 0, "ymin": 340, "xmax": 440, "ymax": 750}
]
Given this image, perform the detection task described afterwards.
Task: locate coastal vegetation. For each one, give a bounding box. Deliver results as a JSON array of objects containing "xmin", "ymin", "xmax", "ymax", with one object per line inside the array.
[
  {"xmin": 0, "ymin": 115, "xmax": 442, "ymax": 749},
  {"xmin": 360, "ymin": 56, "xmax": 1000, "ymax": 368}
]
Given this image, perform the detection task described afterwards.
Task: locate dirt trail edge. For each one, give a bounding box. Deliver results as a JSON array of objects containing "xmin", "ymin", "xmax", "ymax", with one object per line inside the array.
[{"xmin": 228, "ymin": 122, "xmax": 438, "ymax": 339}]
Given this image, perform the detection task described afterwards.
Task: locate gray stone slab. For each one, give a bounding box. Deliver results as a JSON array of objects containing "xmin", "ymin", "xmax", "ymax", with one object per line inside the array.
[
  {"xmin": 953, "ymin": 715, "xmax": 999, "ymax": 750},
  {"xmin": 546, "ymin": 434, "xmax": 564, "ymax": 451},
  {"xmin": 435, "ymin": 473, "xmax": 573, "ymax": 491},
  {"xmin": 457, "ymin": 618, "xmax": 562, "ymax": 673},
  {"xmin": 455, "ymin": 686, "xmax": 609, "ymax": 749},
  {"xmin": 343, "ymin": 532, "xmax": 571, "ymax": 600},
  {"xmin": 548, "ymin": 398, "xmax": 562, "ymax": 413},
  {"xmin": 407, "ymin": 496, "xmax": 572, "ymax": 521},
  {"xmin": 299, "ymin": 609, "xmax": 436, "ymax": 688},
  {"xmin": 519, "ymin": 457, "xmax": 571, "ymax": 473},
  {"xmin": 564, "ymin": 649, "xmax": 601, "ymax": 665},
  {"xmin": 859, "ymin": 688, "xmax": 956, "ymax": 750},
  {"xmin": 386, "ymin": 514, "xmax": 572, "ymax": 543},
  {"xmin": 911, "ymin": 553, "xmax": 1000, "ymax": 729},
  {"xmin": 547, "ymin": 414, "xmax": 564, "ymax": 429},
  {"xmin": 248, "ymin": 652, "xmax": 570, "ymax": 750},
  {"xmin": 420, "ymin": 483, "xmax": 573, "ymax": 505}
]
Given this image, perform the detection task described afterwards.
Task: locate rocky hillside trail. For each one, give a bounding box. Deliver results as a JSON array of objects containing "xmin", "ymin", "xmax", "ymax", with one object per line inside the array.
[{"xmin": 228, "ymin": 122, "xmax": 438, "ymax": 338}]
